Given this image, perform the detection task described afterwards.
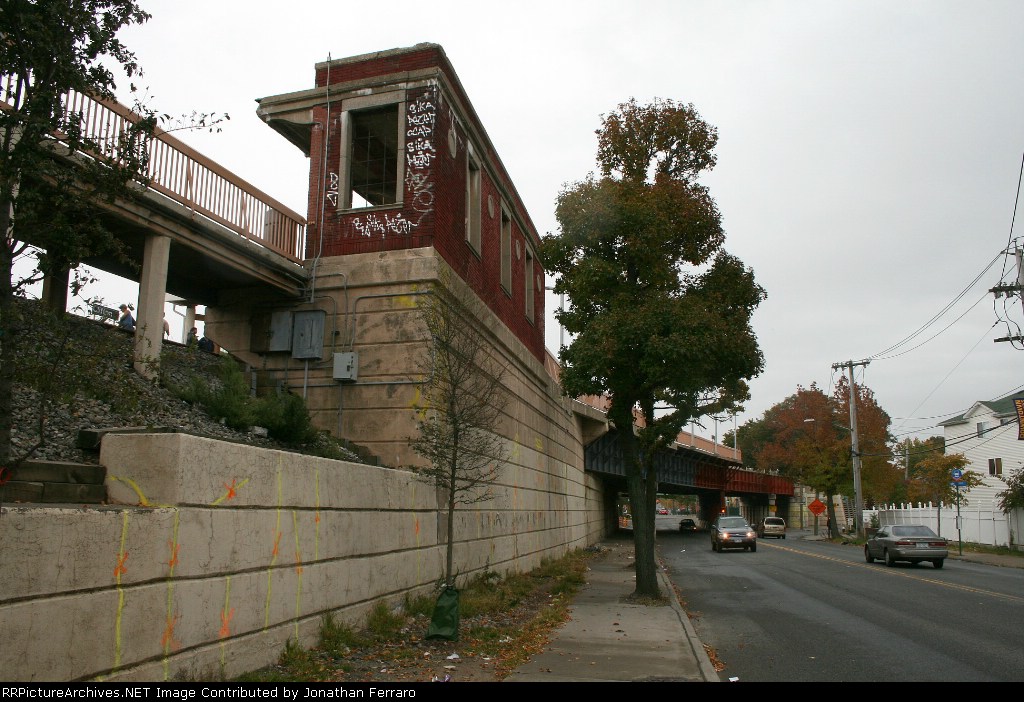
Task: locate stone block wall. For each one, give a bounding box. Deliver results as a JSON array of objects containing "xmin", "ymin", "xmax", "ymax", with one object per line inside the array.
[{"xmin": 0, "ymin": 432, "xmax": 606, "ymax": 682}]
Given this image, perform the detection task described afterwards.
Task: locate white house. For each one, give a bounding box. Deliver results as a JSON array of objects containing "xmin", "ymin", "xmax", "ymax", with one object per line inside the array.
[
  {"xmin": 874, "ymin": 391, "xmax": 1024, "ymax": 548},
  {"xmin": 938, "ymin": 390, "xmax": 1023, "ymax": 506}
]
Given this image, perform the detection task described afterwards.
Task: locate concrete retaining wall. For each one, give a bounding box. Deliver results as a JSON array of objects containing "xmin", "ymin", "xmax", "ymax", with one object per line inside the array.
[{"xmin": 0, "ymin": 432, "xmax": 606, "ymax": 682}]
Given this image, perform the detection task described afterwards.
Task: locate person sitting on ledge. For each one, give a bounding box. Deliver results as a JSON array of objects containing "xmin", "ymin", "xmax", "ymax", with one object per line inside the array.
[{"xmin": 117, "ymin": 304, "xmax": 135, "ymax": 331}]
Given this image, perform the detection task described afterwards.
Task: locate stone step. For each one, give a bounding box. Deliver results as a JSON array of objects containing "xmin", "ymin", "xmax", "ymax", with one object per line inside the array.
[
  {"xmin": 76, "ymin": 425, "xmax": 176, "ymax": 451},
  {"xmin": 1, "ymin": 459, "xmax": 107, "ymax": 505}
]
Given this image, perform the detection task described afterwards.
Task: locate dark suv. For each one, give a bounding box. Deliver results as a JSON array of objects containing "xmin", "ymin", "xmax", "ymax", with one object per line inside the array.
[{"xmin": 711, "ymin": 515, "xmax": 757, "ymax": 552}]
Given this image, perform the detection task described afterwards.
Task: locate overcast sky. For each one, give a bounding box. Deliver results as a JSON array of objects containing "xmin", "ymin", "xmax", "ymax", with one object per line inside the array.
[{"xmin": 60, "ymin": 0, "xmax": 1024, "ymax": 445}]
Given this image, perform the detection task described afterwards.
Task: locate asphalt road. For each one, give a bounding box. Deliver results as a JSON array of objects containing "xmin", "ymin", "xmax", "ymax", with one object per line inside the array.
[{"xmin": 658, "ymin": 525, "xmax": 1024, "ymax": 682}]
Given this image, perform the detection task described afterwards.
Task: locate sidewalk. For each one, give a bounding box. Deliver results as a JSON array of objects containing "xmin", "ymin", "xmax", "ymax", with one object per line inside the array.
[{"xmin": 503, "ymin": 534, "xmax": 720, "ymax": 683}]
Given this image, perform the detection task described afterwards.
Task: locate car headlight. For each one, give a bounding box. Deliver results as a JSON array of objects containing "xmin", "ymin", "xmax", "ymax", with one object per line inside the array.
[{"xmin": 747, "ymin": 531, "xmax": 756, "ymax": 538}]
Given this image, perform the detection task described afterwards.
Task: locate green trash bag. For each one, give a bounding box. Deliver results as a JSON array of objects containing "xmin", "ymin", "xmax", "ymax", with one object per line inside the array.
[{"xmin": 425, "ymin": 587, "xmax": 460, "ymax": 640}]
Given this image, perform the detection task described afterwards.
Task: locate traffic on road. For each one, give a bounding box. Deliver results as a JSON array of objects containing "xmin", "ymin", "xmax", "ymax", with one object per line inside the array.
[{"xmin": 658, "ymin": 524, "xmax": 1024, "ymax": 682}]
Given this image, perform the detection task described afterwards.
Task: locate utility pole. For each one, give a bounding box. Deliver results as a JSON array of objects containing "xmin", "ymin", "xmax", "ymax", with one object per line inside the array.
[
  {"xmin": 991, "ymin": 247, "xmax": 1024, "ymax": 344},
  {"xmin": 832, "ymin": 359, "xmax": 870, "ymax": 538}
]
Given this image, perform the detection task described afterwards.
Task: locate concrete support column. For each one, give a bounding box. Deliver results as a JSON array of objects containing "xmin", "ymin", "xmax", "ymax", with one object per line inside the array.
[
  {"xmin": 40, "ymin": 267, "xmax": 70, "ymax": 313},
  {"xmin": 135, "ymin": 234, "xmax": 171, "ymax": 380},
  {"xmin": 183, "ymin": 304, "xmax": 197, "ymax": 341}
]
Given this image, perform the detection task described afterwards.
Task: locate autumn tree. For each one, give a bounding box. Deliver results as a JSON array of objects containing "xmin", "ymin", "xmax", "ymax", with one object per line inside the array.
[
  {"xmin": 906, "ymin": 452, "xmax": 982, "ymax": 505},
  {"xmin": 997, "ymin": 465, "xmax": 1024, "ymax": 514},
  {"xmin": 890, "ymin": 435, "xmax": 945, "ymax": 503},
  {"xmin": 410, "ymin": 280, "xmax": 510, "ymax": 590},
  {"xmin": 542, "ymin": 98, "xmax": 765, "ymax": 598},
  {"xmin": 0, "ymin": 1, "xmax": 155, "ymax": 471}
]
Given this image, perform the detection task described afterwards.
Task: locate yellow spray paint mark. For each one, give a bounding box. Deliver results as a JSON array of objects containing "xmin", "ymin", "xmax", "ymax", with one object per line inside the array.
[
  {"xmin": 534, "ymin": 437, "xmax": 543, "ymax": 451},
  {"xmin": 265, "ymin": 462, "xmax": 283, "ymax": 629},
  {"xmin": 112, "ymin": 511, "xmax": 130, "ymax": 671},
  {"xmin": 292, "ymin": 510, "xmax": 304, "ymax": 641},
  {"xmin": 395, "ymin": 294, "xmax": 419, "ymax": 308},
  {"xmin": 161, "ymin": 510, "xmax": 182, "ymax": 680},
  {"xmin": 107, "ymin": 476, "xmax": 153, "ymax": 507},
  {"xmin": 314, "ymin": 466, "xmax": 321, "ymax": 561}
]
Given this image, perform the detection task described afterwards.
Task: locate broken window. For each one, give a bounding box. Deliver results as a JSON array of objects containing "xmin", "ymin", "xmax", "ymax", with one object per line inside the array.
[{"xmin": 349, "ymin": 105, "xmax": 400, "ymax": 208}]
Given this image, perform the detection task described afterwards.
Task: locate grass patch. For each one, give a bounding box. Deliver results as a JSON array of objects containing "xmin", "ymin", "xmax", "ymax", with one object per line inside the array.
[
  {"xmin": 957, "ymin": 541, "xmax": 1024, "ymax": 557},
  {"xmin": 232, "ymin": 547, "xmax": 597, "ymax": 682}
]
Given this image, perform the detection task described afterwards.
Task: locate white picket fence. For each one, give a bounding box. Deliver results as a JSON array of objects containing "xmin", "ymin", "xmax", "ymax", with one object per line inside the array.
[{"xmin": 869, "ymin": 503, "xmax": 1024, "ymax": 550}]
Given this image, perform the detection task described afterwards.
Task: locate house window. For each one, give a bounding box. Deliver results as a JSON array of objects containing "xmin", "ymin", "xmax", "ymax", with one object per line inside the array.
[
  {"xmin": 500, "ymin": 205, "xmax": 512, "ymax": 294},
  {"xmin": 977, "ymin": 422, "xmax": 989, "ymax": 438},
  {"xmin": 348, "ymin": 105, "xmax": 400, "ymax": 208},
  {"xmin": 989, "ymin": 458, "xmax": 1003, "ymax": 476},
  {"xmin": 524, "ymin": 246, "xmax": 535, "ymax": 323},
  {"xmin": 466, "ymin": 148, "xmax": 482, "ymax": 254}
]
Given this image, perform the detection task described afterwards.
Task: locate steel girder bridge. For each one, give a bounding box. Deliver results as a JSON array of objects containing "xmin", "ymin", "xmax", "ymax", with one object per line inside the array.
[{"xmin": 585, "ymin": 430, "xmax": 795, "ymax": 528}]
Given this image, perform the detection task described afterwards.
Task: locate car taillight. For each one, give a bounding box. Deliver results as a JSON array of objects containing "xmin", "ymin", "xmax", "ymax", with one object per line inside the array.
[
  {"xmin": 895, "ymin": 540, "xmax": 915, "ymax": 546},
  {"xmin": 929, "ymin": 541, "xmax": 947, "ymax": 547}
]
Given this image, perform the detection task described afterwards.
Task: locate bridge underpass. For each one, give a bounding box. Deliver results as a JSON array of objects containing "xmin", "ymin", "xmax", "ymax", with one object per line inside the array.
[{"xmin": 585, "ymin": 429, "xmax": 794, "ymax": 529}]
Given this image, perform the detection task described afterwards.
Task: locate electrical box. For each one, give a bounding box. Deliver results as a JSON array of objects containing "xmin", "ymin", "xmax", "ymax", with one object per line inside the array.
[
  {"xmin": 251, "ymin": 311, "xmax": 293, "ymax": 353},
  {"xmin": 291, "ymin": 310, "xmax": 326, "ymax": 360},
  {"xmin": 333, "ymin": 352, "xmax": 358, "ymax": 381}
]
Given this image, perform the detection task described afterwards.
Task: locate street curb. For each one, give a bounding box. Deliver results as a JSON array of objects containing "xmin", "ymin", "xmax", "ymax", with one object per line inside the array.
[{"xmin": 657, "ymin": 560, "xmax": 720, "ymax": 682}]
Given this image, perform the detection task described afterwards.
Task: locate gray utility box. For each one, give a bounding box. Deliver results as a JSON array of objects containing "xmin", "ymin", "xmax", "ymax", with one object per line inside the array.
[
  {"xmin": 292, "ymin": 310, "xmax": 326, "ymax": 360},
  {"xmin": 251, "ymin": 311, "xmax": 294, "ymax": 353},
  {"xmin": 333, "ymin": 352, "xmax": 358, "ymax": 381}
]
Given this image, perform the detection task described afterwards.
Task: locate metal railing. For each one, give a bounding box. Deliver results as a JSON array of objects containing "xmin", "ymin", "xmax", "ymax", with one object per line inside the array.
[{"xmin": 2, "ymin": 78, "xmax": 306, "ymax": 262}]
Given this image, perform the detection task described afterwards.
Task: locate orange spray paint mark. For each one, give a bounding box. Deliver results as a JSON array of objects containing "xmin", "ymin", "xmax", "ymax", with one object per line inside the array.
[
  {"xmin": 114, "ymin": 552, "xmax": 129, "ymax": 579},
  {"xmin": 161, "ymin": 612, "xmax": 181, "ymax": 651},
  {"xmin": 294, "ymin": 551, "xmax": 304, "ymax": 575},
  {"xmin": 271, "ymin": 531, "xmax": 282, "ymax": 559},
  {"xmin": 167, "ymin": 542, "xmax": 180, "ymax": 569},
  {"xmin": 219, "ymin": 607, "xmax": 235, "ymax": 639},
  {"xmin": 223, "ymin": 479, "xmax": 238, "ymax": 501}
]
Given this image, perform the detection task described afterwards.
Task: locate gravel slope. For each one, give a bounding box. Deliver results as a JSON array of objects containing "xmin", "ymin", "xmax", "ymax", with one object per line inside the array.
[{"xmin": 9, "ymin": 297, "xmax": 364, "ymax": 466}]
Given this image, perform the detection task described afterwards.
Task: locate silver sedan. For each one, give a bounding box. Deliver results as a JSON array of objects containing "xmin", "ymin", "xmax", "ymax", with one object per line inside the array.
[{"xmin": 864, "ymin": 524, "xmax": 948, "ymax": 568}]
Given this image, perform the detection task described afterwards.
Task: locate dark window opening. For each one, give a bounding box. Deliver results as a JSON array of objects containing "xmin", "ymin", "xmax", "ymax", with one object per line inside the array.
[
  {"xmin": 350, "ymin": 106, "xmax": 399, "ymax": 208},
  {"xmin": 500, "ymin": 206, "xmax": 512, "ymax": 294}
]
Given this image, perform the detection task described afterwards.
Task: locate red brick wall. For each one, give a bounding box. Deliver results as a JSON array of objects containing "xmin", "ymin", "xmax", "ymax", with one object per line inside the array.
[{"xmin": 302, "ymin": 48, "xmax": 545, "ymax": 363}]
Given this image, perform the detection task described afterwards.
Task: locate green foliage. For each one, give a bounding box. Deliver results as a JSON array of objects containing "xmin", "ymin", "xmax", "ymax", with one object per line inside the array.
[
  {"xmin": 254, "ymin": 389, "xmax": 319, "ymax": 444},
  {"xmin": 997, "ymin": 467, "xmax": 1024, "ymax": 514},
  {"xmin": 317, "ymin": 614, "xmax": 366, "ymax": 654},
  {"xmin": 174, "ymin": 357, "xmax": 254, "ymax": 431},
  {"xmin": 171, "ymin": 357, "xmax": 319, "ymax": 445},
  {"xmin": 542, "ymin": 97, "xmax": 765, "ymax": 597},
  {"xmin": 365, "ymin": 601, "xmax": 406, "ymax": 641},
  {"xmin": 907, "ymin": 452, "xmax": 980, "ymax": 505}
]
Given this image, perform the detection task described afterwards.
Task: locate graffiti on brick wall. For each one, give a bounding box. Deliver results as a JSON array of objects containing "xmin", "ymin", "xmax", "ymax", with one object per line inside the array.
[
  {"xmin": 405, "ymin": 87, "xmax": 436, "ymax": 227},
  {"xmin": 352, "ymin": 211, "xmax": 415, "ymax": 237},
  {"xmin": 325, "ymin": 171, "xmax": 339, "ymax": 207},
  {"xmin": 349, "ymin": 88, "xmax": 436, "ymax": 239}
]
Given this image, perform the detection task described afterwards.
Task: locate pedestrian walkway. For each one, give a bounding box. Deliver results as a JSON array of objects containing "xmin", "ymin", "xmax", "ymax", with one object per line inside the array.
[{"xmin": 504, "ymin": 534, "xmax": 720, "ymax": 683}]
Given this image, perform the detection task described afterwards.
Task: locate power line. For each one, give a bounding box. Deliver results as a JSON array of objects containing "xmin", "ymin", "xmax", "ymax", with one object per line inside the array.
[{"xmin": 866, "ymin": 252, "xmax": 1002, "ymax": 361}]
